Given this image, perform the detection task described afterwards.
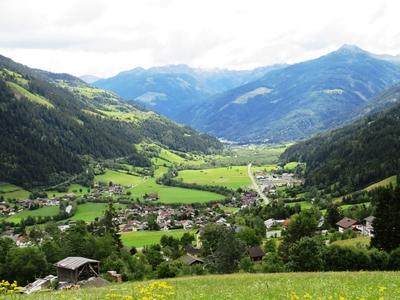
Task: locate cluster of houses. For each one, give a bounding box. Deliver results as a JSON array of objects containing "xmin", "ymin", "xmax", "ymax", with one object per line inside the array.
[
  {"xmin": 254, "ymin": 172, "xmax": 303, "ymax": 196},
  {"xmin": 117, "ymin": 203, "xmax": 235, "ymax": 233}
]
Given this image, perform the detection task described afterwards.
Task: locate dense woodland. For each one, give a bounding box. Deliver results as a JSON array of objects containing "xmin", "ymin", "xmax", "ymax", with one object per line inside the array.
[
  {"xmin": 0, "ymin": 55, "xmax": 222, "ymax": 188},
  {"xmin": 281, "ymin": 87, "xmax": 400, "ymax": 194}
]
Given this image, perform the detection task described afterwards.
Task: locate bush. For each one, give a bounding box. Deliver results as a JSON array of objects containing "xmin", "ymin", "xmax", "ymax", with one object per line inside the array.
[
  {"xmin": 389, "ymin": 247, "xmax": 400, "ymax": 270},
  {"xmin": 287, "ymin": 236, "xmax": 325, "ymax": 272},
  {"xmin": 157, "ymin": 261, "xmax": 179, "ymax": 278}
]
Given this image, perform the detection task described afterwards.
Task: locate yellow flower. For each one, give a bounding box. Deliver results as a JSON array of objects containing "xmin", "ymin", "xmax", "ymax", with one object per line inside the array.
[
  {"xmin": 303, "ymin": 292, "xmax": 312, "ymax": 299},
  {"xmin": 379, "ymin": 287, "xmax": 386, "ymax": 292}
]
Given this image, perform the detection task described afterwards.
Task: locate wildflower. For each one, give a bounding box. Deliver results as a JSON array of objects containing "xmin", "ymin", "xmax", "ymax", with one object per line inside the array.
[
  {"xmin": 379, "ymin": 287, "xmax": 386, "ymax": 292},
  {"xmin": 303, "ymin": 292, "xmax": 312, "ymax": 299}
]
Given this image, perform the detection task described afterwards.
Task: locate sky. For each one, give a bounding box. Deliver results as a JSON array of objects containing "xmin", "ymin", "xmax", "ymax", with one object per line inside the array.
[{"xmin": 1, "ymin": 0, "xmax": 400, "ymax": 78}]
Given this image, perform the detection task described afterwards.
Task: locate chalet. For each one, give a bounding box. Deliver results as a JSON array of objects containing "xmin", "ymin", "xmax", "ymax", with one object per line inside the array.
[
  {"xmin": 264, "ymin": 218, "xmax": 275, "ymax": 229},
  {"xmin": 179, "ymin": 254, "xmax": 204, "ymax": 266},
  {"xmin": 336, "ymin": 217, "xmax": 358, "ymax": 233},
  {"xmin": 55, "ymin": 257, "xmax": 100, "ymax": 283},
  {"xmin": 248, "ymin": 245, "xmax": 265, "ymax": 262},
  {"xmin": 184, "ymin": 245, "xmax": 201, "ymax": 256}
]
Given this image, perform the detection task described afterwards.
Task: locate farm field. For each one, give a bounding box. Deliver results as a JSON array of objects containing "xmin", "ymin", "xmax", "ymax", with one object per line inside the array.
[
  {"xmin": 46, "ymin": 184, "xmax": 90, "ymax": 199},
  {"xmin": 121, "ymin": 229, "xmax": 191, "ymax": 248},
  {"xmin": 176, "ymin": 165, "xmax": 278, "ymax": 190},
  {"xmin": 95, "ymin": 170, "xmax": 143, "ymax": 186},
  {"xmin": 127, "ymin": 166, "xmax": 225, "ymax": 204},
  {"xmin": 0, "ymin": 182, "xmax": 30, "ymax": 200},
  {"xmin": 286, "ymin": 201, "xmax": 313, "ymax": 210},
  {"xmin": 70, "ymin": 202, "xmax": 127, "ymax": 222},
  {"xmin": 5, "ymin": 205, "xmax": 59, "ymax": 223},
  {"xmin": 331, "ymin": 236, "xmax": 371, "ymax": 248},
  {"xmin": 11, "ymin": 272, "xmax": 400, "ymax": 299}
]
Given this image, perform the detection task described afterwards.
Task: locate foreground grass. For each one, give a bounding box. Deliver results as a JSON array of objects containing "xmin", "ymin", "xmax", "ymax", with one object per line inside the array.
[
  {"xmin": 9, "ymin": 272, "xmax": 400, "ymax": 299},
  {"xmin": 121, "ymin": 229, "xmax": 191, "ymax": 248}
]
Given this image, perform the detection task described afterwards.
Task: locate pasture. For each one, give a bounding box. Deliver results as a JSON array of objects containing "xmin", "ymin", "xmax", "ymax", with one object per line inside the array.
[
  {"xmin": 5, "ymin": 206, "xmax": 59, "ymax": 223},
  {"xmin": 70, "ymin": 202, "xmax": 127, "ymax": 222},
  {"xmin": 0, "ymin": 182, "xmax": 30, "ymax": 200},
  {"xmin": 95, "ymin": 170, "xmax": 143, "ymax": 186}
]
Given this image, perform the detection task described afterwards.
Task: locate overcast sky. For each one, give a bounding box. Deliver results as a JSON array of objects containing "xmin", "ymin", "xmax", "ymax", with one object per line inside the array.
[{"xmin": 1, "ymin": 0, "xmax": 399, "ymax": 77}]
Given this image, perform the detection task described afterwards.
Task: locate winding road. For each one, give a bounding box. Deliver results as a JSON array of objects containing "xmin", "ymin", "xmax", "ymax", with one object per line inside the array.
[{"xmin": 247, "ymin": 163, "xmax": 270, "ymax": 205}]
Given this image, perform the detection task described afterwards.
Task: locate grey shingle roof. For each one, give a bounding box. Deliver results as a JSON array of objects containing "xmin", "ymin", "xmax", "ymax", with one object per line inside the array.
[{"xmin": 55, "ymin": 257, "xmax": 99, "ymax": 270}]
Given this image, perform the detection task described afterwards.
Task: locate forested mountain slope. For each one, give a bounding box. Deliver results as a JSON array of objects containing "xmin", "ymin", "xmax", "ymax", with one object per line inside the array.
[
  {"xmin": 281, "ymin": 85, "xmax": 400, "ymax": 194},
  {"xmin": 0, "ymin": 55, "xmax": 221, "ymax": 188},
  {"xmin": 187, "ymin": 45, "xmax": 400, "ymax": 142}
]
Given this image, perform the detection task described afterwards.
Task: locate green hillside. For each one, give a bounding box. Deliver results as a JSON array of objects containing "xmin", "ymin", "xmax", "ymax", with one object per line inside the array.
[
  {"xmin": 0, "ymin": 54, "xmax": 222, "ymax": 189},
  {"xmin": 281, "ymin": 87, "xmax": 400, "ymax": 194}
]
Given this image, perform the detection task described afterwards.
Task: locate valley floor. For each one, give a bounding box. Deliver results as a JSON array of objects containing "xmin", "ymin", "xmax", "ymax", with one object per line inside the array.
[{"xmin": 9, "ymin": 272, "xmax": 400, "ymax": 299}]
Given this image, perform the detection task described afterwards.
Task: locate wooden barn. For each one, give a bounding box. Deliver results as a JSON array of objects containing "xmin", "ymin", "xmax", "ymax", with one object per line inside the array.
[{"xmin": 55, "ymin": 257, "xmax": 100, "ymax": 283}]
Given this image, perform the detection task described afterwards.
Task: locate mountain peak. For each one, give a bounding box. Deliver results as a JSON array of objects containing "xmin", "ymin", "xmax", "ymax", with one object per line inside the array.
[{"xmin": 336, "ymin": 44, "xmax": 367, "ymax": 55}]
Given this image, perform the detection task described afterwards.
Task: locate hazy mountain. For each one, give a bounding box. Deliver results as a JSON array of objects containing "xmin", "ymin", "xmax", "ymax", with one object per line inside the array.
[
  {"xmin": 0, "ymin": 55, "xmax": 222, "ymax": 188},
  {"xmin": 92, "ymin": 64, "xmax": 286, "ymax": 120},
  {"xmin": 187, "ymin": 45, "xmax": 400, "ymax": 143},
  {"xmin": 80, "ymin": 74, "xmax": 102, "ymax": 84},
  {"xmin": 281, "ymin": 84, "xmax": 400, "ymax": 192}
]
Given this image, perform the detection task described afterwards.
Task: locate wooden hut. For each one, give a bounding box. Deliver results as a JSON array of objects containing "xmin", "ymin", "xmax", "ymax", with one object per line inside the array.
[{"xmin": 55, "ymin": 257, "xmax": 100, "ymax": 283}]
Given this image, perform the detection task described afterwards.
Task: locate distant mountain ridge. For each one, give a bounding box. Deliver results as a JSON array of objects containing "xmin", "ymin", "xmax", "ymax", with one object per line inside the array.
[
  {"xmin": 92, "ymin": 64, "xmax": 287, "ymax": 120},
  {"xmin": 185, "ymin": 45, "xmax": 400, "ymax": 142},
  {"xmin": 80, "ymin": 74, "xmax": 102, "ymax": 84}
]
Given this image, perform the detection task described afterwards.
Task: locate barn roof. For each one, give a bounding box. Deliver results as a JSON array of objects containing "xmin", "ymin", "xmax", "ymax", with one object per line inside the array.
[
  {"xmin": 336, "ymin": 217, "xmax": 358, "ymax": 229},
  {"xmin": 179, "ymin": 254, "xmax": 204, "ymax": 265},
  {"xmin": 55, "ymin": 257, "xmax": 99, "ymax": 270},
  {"xmin": 248, "ymin": 246, "xmax": 265, "ymax": 258}
]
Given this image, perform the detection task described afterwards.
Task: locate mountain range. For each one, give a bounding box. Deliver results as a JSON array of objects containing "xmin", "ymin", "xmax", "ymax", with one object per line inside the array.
[
  {"xmin": 92, "ymin": 45, "xmax": 400, "ymax": 143},
  {"xmin": 0, "ymin": 55, "xmax": 221, "ymax": 188},
  {"xmin": 92, "ymin": 64, "xmax": 286, "ymax": 120}
]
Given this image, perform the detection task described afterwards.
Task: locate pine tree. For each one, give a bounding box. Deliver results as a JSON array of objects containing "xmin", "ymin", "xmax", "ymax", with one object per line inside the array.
[{"xmin": 371, "ymin": 187, "xmax": 400, "ymax": 252}]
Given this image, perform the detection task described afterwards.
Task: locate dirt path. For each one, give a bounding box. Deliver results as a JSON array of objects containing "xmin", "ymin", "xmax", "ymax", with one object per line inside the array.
[{"xmin": 247, "ymin": 163, "xmax": 269, "ymax": 205}]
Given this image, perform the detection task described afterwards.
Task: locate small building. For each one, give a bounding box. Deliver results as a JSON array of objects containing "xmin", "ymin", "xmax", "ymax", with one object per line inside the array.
[
  {"xmin": 179, "ymin": 254, "xmax": 204, "ymax": 266},
  {"xmin": 336, "ymin": 217, "xmax": 358, "ymax": 233},
  {"xmin": 248, "ymin": 245, "xmax": 265, "ymax": 262},
  {"xmin": 55, "ymin": 257, "xmax": 100, "ymax": 283},
  {"xmin": 184, "ymin": 245, "xmax": 201, "ymax": 256},
  {"xmin": 144, "ymin": 192, "xmax": 159, "ymax": 201}
]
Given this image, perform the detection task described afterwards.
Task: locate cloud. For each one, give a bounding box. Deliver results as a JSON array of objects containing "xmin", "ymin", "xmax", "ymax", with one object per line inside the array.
[{"xmin": 0, "ymin": 0, "xmax": 399, "ymax": 77}]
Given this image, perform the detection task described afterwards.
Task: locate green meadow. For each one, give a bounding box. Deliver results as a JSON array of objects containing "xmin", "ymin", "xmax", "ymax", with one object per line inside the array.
[
  {"xmin": 121, "ymin": 229, "xmax": 191, "ymax": 248},
  {"xmin": 95, "ymin": 170, "xmax": 143, "ymax": 186},
  {"xmin": 331, "ymin": 236, "xmax": 371, "ymax": 248},
  {"xmin": 70, "ymin": 202, "xmax": 127, "ymax": 222},
  {"xmin": 46, "ymin": 184, "xmax": 90, "ymax": 199},
  {"xmin": 0, "ymin": 182, "xmax": 30, "ymax": 200},
  {"xmin": 10, "ymin": 272, "xmax": 400, "ymax": 300},
  {"xmin": 5, "ymin": 206, "xmax": 60, "ymax": 223}
]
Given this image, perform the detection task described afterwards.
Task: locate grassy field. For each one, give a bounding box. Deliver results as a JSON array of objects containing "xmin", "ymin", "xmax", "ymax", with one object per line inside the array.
[
  {"xmin": 331, "ymin": 236, "xmax": 371, "ymax": 248},
  {"xmin": 284, "ymin": 161, "xmax": 299, "ymax": 170},
  {"xmin": 127, "ymin": 166, "xmax": 225, "ymax": 204},
  {"xmin": 215, "ymin": 144, "xmax": 288, "ymax": 166},
  {"xmin": 46, "ymin": 184, "xmax": 90, "ymax": 199},
  {"xmin": 177, "ymin": 166, "xmax": 252, "ymax": 189},
  {"xmin": 5, "ymin": 206, "xmax": 60, "ymax": 223},
  {"xmin": 70, "ymin": 202, "xmax": 127, "ymax": 222},
  {"xmin": 10, "ymin": 272, "xmax": 400, "ymax": 299},
  {"xmin": 0, "ymin": 182, "xmax": 30, "ymax": 200},
  {"xmin": 95, "ymin": 170, "xmax": 143, "ymax": 187},
  {"xmin": 121, "ymin": 229, "xmax": 191, "ymax": 248},
  {"xmin": 286, "ymin": 201, "xmax": 313, "ymax": 210}
]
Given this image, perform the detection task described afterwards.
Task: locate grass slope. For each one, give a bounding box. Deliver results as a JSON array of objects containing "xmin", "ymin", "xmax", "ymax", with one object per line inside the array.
[
  {"xmin": 331, "ymin": 236, "xmax": 371, "ymax": 248},
  {"xmin": 0, "ymin": 182, "xmax": 30, "ymax": 200},
  {"xmin": 11, "ymin": 272, "xmax": 400, "ymax": 299},
  {"xmin": 121, "ymin": 229, "xmax": 191, "ymax": 248},
  {"xmin": 95, "ymin": 170, "xmax": 143, "ymax": 187}
]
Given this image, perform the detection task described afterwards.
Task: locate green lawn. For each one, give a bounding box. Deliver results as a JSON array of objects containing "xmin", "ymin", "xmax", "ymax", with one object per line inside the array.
[
  {"xmin": 121, "ymin": 229, "xmax": 191, "ymax": 248},
  {"xmin": 10, "ymin": 272, "xmax": 400, "ymax": 299},
  {"xmin": 331, "ymin": 236, "xmax": 371, "ymax": 248},
  {"xmin": 95, "ymin": 170, "xmax": 143, "ymax": 187},
  {"xmin": 70, "ymin": 202, "xmax": 127, "ymax": 222},
  {"xmin": 7, "ymin": 81, "xmax": 54, "ymax": 108},
  {"xmin": 0, "ymin": 182, "xmax": 30, "ymax": 200},
  {"xmin": 284, "ymin": 161, "xmax": 299, "ymax": 170},
  {"xmin": 286, "ymin": 201, "xmax": 313, "ymax": 210},
  {"xmin": 5, "ymin": 206, "xmax": 60, "ymax": 223}
]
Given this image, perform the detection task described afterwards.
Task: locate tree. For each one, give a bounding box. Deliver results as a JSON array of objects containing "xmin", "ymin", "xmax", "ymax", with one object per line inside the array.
[
  {"xmin": 287, "ymin": 237, "xmax": 325, "ymax": 272},
  {"xmin": 4, "ymin": 247, "xmax": 48, "ymax": 284},
  {"xmin": 263, "ymin": 239, "xmax": 277, "ymax": 253},
  {"xmin": 92, "ymin": 201, "xmax": 122, "ymax": 249},
  {"xmin": 325, "ymin": 203, "xmax": 343, "ymax": 228},
  {"xmin": 201, "ymin": 224, "xmax": 245, "ymax": 274},
  {"xmin": 371, "ymin": 187, "xmax": 400, "ymax": 252},
  {"xmin": 236, "ymin": 226, "xmax": 261, "ymax": 247},
  {"xmin": 180, "ymin": 232, "xmax": 195, "ymax": 247}
]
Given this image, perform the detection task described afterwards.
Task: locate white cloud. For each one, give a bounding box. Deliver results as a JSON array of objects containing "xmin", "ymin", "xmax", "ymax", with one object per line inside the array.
[{"xmin": 0, "ymin": 0, "xmax": 399, "ymax": 77}]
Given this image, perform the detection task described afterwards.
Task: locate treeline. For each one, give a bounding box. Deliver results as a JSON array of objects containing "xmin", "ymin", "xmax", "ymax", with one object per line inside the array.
[{"xmin": 281, "ymin": 94, "xmax": 400, "ymax": 194}]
